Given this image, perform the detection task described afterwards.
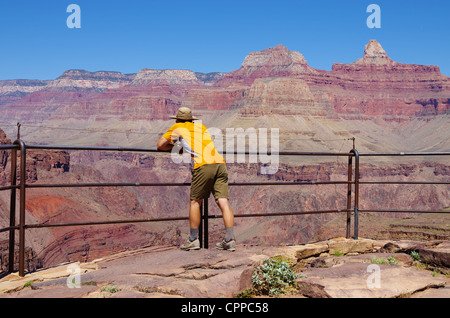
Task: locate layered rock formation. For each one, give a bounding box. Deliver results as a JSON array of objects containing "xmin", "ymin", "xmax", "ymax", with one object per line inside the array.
[
  {"xmin": 240, "ymin": 77, "xmax": 327, "ymax": 116},
  {"xmin": 0, "ymin": 128, "xmax": 72, "ymax": 271},
  {"xmin": 330, "ymin": 40, "xmax": 450, "ymax": 117},
  {"xmin": 0, "ymin": 128, "xmax": 70, "ymax": 183},
  {"xmin": 1, "ymin": 40, "xmax": 449, "ymax": 129},
  {"xmin": 217, "ymin": 44, "xmax": 319, "ymax": 87},
  {"xmin": 182, "ymin": 40, "xmax": 450, "ymax": 123},
  {"xmin": 0, "ymin": 70, "xmax": 134, "ymax": 123},
  {"xmin": 131, "ymin": 69, "xmax": 202, "ymax": 86},
  {"xmin": 0, "ymin": 80, "xmax": 48, "ymax": 106},
  {"xmin": 49, "ymin": 69, "xmax": 135, "ymax": 91}
]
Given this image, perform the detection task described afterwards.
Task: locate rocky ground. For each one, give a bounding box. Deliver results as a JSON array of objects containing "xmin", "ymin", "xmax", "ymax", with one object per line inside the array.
[{"xmin": 0, "ymin": 237, "xmax": 448, "ymax": 298}]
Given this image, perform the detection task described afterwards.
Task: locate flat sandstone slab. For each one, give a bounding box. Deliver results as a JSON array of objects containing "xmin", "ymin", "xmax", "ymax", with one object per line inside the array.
[{"xmin": 297, "ymin": 262, "xmax": 447, "ymax": 298}]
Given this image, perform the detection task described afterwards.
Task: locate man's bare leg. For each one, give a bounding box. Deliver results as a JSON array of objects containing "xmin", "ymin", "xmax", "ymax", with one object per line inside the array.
[
  {"xmin": 216, "ymin": 198, "xmax": 234, "ymax": 228},
  {"xmin": 216, "ymin": 198, "xmax": 235, "ymax": 244},
  {"xmin": 189, "ymin": 199, "xmax": 202, "ymax": 240},
  {"xmin": 179, "ymin": 199, "xmax": 203, "ymax": 250}
]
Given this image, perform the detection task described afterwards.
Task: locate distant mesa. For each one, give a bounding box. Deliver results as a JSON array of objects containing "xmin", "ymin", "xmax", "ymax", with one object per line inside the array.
[
  {"xmin": 56, "ymin": 69, "xmax": 135, "ymax": 82},
  {"xmin": 242, "ymin": 44, "xmax": 308, "ymax": 67},
  {"xmin": 131, "ymin": 69, "xmax": 202, "ymax": 86}
]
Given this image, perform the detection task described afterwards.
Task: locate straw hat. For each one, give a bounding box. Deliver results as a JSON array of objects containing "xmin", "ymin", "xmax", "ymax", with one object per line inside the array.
[{"xmin": 170, "ymin": 107, "xmax": 199, "ymax": 121}]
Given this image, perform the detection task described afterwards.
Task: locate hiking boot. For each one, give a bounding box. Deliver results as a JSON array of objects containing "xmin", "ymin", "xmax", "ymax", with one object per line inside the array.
[
  {"xmin": 216, "ymin": 239, "xmax": 236, "ymax": 251},
  {"xmin": 180, "ymin": 238, "xmax": 200, "ymax": 251}
]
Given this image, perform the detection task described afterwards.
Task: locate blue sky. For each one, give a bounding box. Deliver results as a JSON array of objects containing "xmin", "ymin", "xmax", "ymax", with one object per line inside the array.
[{"xmin": 0, "ymin": 0, "xmax": 449, "ymax": 80}]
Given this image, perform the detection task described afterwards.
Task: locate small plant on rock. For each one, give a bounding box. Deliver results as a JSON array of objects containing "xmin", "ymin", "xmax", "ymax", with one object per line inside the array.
[
  {"xmin": 251, "ymin": 257, "xmax": 298, "ymax": 296},
  {"xmin": 332, "ymin": 249, "xmax": 344, "ymax": 257},
  {"xmin": 387, "ymin": 256, "xmax": 398, "ymax": 265},
  {"xmin": 410, "ymin": 250, "xmax": 420, "ymax": 262},
  {"xmin": 23, "ymin": 280, "xmax": 34, "ymax": 288},
  {"xmin": 101, "ymin": 285, "xmax": 118, "ymax": 293}
]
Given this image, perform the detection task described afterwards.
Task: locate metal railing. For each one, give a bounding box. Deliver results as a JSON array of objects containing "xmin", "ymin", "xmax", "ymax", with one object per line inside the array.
[{"xmin": 0, "ymin": 140, "xmax": 449, "ymax": 277}]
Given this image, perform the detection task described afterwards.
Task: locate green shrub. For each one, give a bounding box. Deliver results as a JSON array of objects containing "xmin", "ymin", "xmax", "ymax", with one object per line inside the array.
[
  {"xmin": 370, "ymin": 256, "xmax": 398, "ymax": 265},
  {"xmin": 332, "ymin": 249, "xmax": 344, "ymax": 257},
  {"xmin": 370, "ymin": 256, "xmax": 387, "ymax": 264},
  {"xmin": 387, "ymin": 256, "xmax": 398, "ymax": 265},
  {"xmin": 24, "ymin": 280, "xmax": 34, "ymax": 288},
  {"xmin": 410, "ymin": 251, "xmax": 420, "ymax": 262},
  {"xmin": 101, "ymin": 285, "xmax": 118, "ymax": 293},
  {"xmin": 251, "ymin": 258, "xmax": 298, "ymax": 296}
]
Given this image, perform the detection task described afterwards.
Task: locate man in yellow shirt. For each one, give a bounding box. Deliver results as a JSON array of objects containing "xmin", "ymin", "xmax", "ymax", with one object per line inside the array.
[{"xmin": 157, "ymin": 107, "xmax": 235, "ymax": 251}]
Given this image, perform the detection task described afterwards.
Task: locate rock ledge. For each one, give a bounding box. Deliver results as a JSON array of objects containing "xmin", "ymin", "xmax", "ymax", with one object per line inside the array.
[{"xmin": 0, "ymin": 238, "xmax": 448, "ymax": 298}]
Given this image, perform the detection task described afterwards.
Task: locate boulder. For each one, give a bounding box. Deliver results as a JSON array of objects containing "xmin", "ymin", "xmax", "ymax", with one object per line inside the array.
[
  {"xmin": 294, "ymin": 243, "xmax": 329, "ymax": 260},
  {"xmin": 327, "ymin": 238, "xmax": 375, "ymax": 255}
]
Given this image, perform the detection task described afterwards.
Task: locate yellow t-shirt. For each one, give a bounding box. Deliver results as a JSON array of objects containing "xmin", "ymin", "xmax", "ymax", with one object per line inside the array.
[{"xmin": 162, "ymin": 122, "xmax": 225, "ymax": 169}]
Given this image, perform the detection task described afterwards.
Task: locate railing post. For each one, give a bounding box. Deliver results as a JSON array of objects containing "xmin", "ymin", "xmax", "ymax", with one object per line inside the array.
[
  {"xmin": 199, "ymin": 200, "xmax": 203, "ymax": 249},
  {"xmin": 203, "ymin": 197, "xmax": 209, "ymax": 249},
  {"xmin": 350, "ymin": 148, "xmax": 360, "ymax": 240},
  {"xmin": 8, "ymin": 144, "xmax": 18, "ymax": 273},
  {"xmin": 346, "ymin": 151, "xmax": 353, "ymax": 239},
  {"xmin": 14, "ymin": 139, "xmax": 26, "ymax": 277}
]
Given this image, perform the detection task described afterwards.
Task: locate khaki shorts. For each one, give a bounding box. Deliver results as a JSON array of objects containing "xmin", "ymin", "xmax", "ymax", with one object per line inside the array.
[{"xmin": 190, "ymin": 163, "xmax": 229, "ymax": 200}]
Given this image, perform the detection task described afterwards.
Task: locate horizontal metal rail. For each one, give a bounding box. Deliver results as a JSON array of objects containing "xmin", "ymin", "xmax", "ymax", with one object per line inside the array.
[
  {"xmin": 25, "ymin": 180, "xmax": 353, "ymax": 189},
  {"xmin": 0, "ymin": 145, "xmax": 18, "ymax": 150},
  {"xmin": 0, "ymin": 144, "xmax": 18, "ymax": 148},
  {"xmin": 27, "ymin": 144, "xmax": 160, "ymax": 153},
  {"xmin": 24, "ymin": 216, "xmax": 191, "ymax": 229},
  {"xmin": 359, "ymin": 181, "xmax": 449, "ymax": 185},
  {"xmin": 0, "ymin": 185, "xmax": 19, "ymax": 191},
  {"xmin": 19, "ymin": 209, "xmax": 349, "ymax": 230},
  {"xmin": 359, "ymin": 152, "xmax": 450, "ymax": 156},
  {"xmin": 27, "ymin": 144, "xmax": 355, "ymax": 157},
  {"xmin": 0, "ymin": 226, "xmax": 17, "ymax": 234},
  {"xmin": 25, "ymin": 144, "xmax": 450, "ymax": 157},
  {"xmin": 359, "ymin": 209, "xmax": 449, "ymax": 214}
]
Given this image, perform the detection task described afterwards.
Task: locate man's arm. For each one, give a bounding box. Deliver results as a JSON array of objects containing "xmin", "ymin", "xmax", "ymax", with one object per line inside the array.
[{"xmin": 157, "ymin": 136, "xmax": 174, "ymax": 151}]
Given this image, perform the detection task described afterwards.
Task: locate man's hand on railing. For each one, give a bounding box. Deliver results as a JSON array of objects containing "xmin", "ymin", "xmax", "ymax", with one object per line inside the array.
[{"xmin": 156, "ymin": 136, "xmax": 175, "ymax": 152}]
